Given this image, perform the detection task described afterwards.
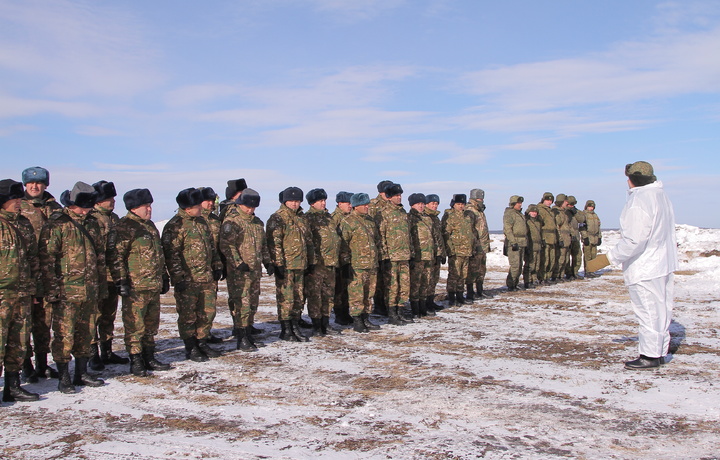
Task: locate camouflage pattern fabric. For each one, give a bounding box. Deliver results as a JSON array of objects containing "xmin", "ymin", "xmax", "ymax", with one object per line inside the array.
[
  {"xmin": 580, "ymin": 209, "xmax": 602, "ymax": 272},
  {"xmin": 305, "ymin": 206, "xmax": 342, "ymax": 318},
  {"xmin": 121, "ymin": 289, "xmax": 161, "ymax": 355},
  {"xmin": 275, "ymin": 269, "xmax": 305, "ymax": 321},
  {"xmin": 332, "ymin": 207, "xmax": 352, "ymax": 312},
  {"xmin": 565, "ymin": 207, "xmax": 582, "ymax": 278},
  {"xmin": 340, "ymin": 212, "xmax": 380, "ymax": 316},
  {"xmin": 347, "ymin": 268, "xmax": 377, "ymax": 317},
  {"xmin": 552, "ymin": 205, "xmax": 572, "ymax": 279},
  {"xmin": 173, "ymin": 282, "xmax": 217, "ymax": 341},
  {"xmin": 503, "ymin": 206, "xmax": 528, "ymax": 288},
  {"xmin": 91, "ymin": 205, "xmax": 120, "ymax": 341},
  {"xmin": 410, "ymin": 260, "xmax": 432, "ymax": 301},
  {"xmin": 50, "ymin": 299, "xmax": 95, "ymax": 362},
  {"xmin": 523, "ymin": 213, "xmax": 543, "ymax": 285},
  {"xmin": 162, "ymin": 209, "xmax": 221, "ymax": 286},
  {"xmin": 305, "ymin": 264, "xmax": 336, "ymax": 318},
  {"xmin": 446, "ymin": 255, "xmax": 470, "ymax": 293},
  {"xmin": 20, "ymin": 191, "xmax": 62, "ymax": 242},
  {"xmin": 536, "ymin": 203, "xmax": 557, "ymax": 281},
  {"xmin": 441, "ymin": 208, "xmax": 478, "ymax": 258},
  {"xmin": 0, "ymin": 294, "xmax": 31, "ymax": 372},
  {"xmin": 409, "ymin": 208, "xmax": 435, "ymax": 301},
  {"xmin": 467, "ymin": 200, "xmax": 491, "ymax": 284},
  {"xmin": 424, "ymin": 207, "xmax": 445, "ymax": 298}
]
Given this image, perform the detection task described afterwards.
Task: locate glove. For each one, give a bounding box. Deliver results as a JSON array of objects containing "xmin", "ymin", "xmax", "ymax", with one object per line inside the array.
[
  {"xmin": 511, "ymin": 243, "xmax": 519, "ymax": 251},
  {"xmin": 161, "ymin": 277, "xmax": 170, "ymax": 294},
  {"xmin": 304, "ymin": 264, "xmax": 316, "ymax": 276},
  {"xmin": 213, "ymin": 269, "xmax": 224, "ymax": 281},
  {"xmin": 238, "ymin": 262, "xmax": 251, "ymax": 272},
  {"xmin": 583, "ymin": 238, "xmax": 590, "ymax": 246},
  {"xmin": 264, "ymin": 263, "xmax": 275, "ymax": 276},
  {"xmin": 598, "ymin": 238, "xmax": 602, "ymax": 246},
  {"xmin": 174, "ymin": 280, "xmax": 189, "ymax": 293},
  {"xmin": 435, "ymin": 255, "xmax": 443, "ymax": 266},
  {"xmin": 586, "ymin": 254, "xmax": 610, "ymax": 273},
  {"xmin": 381, "ymin": 259, "xmax": 391, "ymax": 270},
  {"xmin": 341, "ymin": 264, "xmax": 352, "ymax": 278},
  {"xmin": 115, "ymin": 281, "xmax": 131, "ymax": 297},
  {"xmin": 440, "ymin": 256, "xmax": 447, "ymax": 265},
  {"xmin": 275, "ymin": 265, "xmax": 286, "ymax": 279},
  {"xmin": 558, "ymin": 240, "xmax": 565, "ymax": 248}
]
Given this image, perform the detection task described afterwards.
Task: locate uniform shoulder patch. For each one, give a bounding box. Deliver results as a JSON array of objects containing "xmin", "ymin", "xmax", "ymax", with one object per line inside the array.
[{"xmin": 222, "ymin": 222, "xmax": 234, "ymax": 234}]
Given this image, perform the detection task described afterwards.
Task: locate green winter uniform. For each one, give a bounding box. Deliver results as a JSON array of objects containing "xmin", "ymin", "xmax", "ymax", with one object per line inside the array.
[
  {"xmin": 409, "ymin": 208, "xmax": 436, "ymax": 301},
  {"xmin": 442, "ymin": 207, "xmax": 478, "ymax": 293},
  {"xmin": 466, "ymin": 200, "xmax": 491, "ymax": 284},
  {"xmin": 579, "ymin": 204, "xmax": 602, "ymax": 274},
  {"xmin": 377, "ymin": 202, "xmax": 412, "ymax": 309},
  {"xmin": 503, "ymin": 206, "xmax": 528, "ymax": 290},
  {"xmin": 304, "ymin": 207, "xmax": 341, "ymax": 319},
  {"xmin": 424, "ymin": 207, "xmax": 445, "ymax": 300},
  {"xmin": 536, "ymin": 202, "xmax": 557, "ymax": 282},
  {"xmin": 552, "ymin": 205, "xmax": 572, "ymax": 279},
  {"xmin": 523, "ymin": 212, "xmax": 543, "ymax": 285},
  {"xmin": 340, "ymin": 212, "xmax": 380, "ymax": 317},
  {"xmin": 565, "ymin": 207, "xmax": 582, "ymax": 278},
  {"xmin": 90, "ymin": 206, "xmax": 119, "ymax": 343},
  {"xmin": 332, "ymin": 207, "xmax": 352, "ymax": 317}
]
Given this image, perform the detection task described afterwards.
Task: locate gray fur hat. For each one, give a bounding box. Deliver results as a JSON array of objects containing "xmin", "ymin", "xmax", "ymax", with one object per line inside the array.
[
  {"xmin": 470, "ymin": 188, "xmax": 484, "ymax": 200},
  {"xmin": 425, "ymin": 194, "xmax": 440, "ymax": 204},
  {"xmin": 60, "ymin": 182, "xmax": 97, "ymax": 208},
  {"xmin": 408, "ymin": 193, "xmax": 426, "ymax": 206},
  {"xmin": 336, "ymin": 191, "xmax": 354, "ymax": 203},
  {"xmin": 350, "ymin": 193, "xmax": 370, "ymax": 207},
  {"xmin": 22, "ymin": 166, "xmax": 50, "ymax": 186}
]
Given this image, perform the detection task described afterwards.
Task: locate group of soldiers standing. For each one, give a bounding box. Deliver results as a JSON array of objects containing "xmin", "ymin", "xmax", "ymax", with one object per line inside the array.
[{"xmin": 1, "ymin": 168, "xmax": 602, "ymax": 402}]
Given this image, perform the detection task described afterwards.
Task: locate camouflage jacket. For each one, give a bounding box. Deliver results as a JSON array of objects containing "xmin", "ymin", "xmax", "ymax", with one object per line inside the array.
[
  {"xmin": 109, "ymin": 211, "xmax": 167, "ymax": 292},
  {"xmin": 161, "ymin": 209, "xmax": 221, "ymax": 286},
  {"xmin": 525, "ymin": 214, "xmax": 543, "ymax": 252},
  {"xmin": 409, "ymin": 208, "xmax": 436, "ymax": 261},
  {"xmin": 423, "ymin": 207, "xmax": 446, "ymax": 258},
  {"xmin": 219, "ymin": 206, "xmax": 270, "ymax": 273},
  {"xmin": 579, "ymin": 210, "xmax": 602, "ymax": 245},
  {"xmin": 377, "ymin": 202, "xmax": 413, "ymax": 261},
  {"xmin": 441, "ymin": 208, "xmax": 478, "ymax": 257},
  {"xmin": 552, "ymin": 205, "xmax": 572, "ymax": 247},
  {"xmin": 368, "ymin": 194, "xmax": 390, "ymax": 220},
  {"xmin": 340, "ymin": 212, "xmax": 380, "ymax": 270},
  {"xmin": 20, "ymin": 191, "xmax": 62, "ymax": 241},
  {"xmin": 0, "ymin": 209, "xmax": 39, "ymax": 296},
  {"xmin": 537, "ymin": 203, "xmax": 558, "ymax": 245},
  {"xmin": 503, "ymin": 207, "xmax": 528, "ymax": 248},
  {"xmin": 218, "ymin": 199, "xmax": 236, "ymax": 221},
  {"xmin": 565, "ymin": 207, "xmax": 581, "ymax": 240},
  {"xmin": 266, "ymin": 204, "xmax": 315, "ymax": 270},
  {"xmin": 39, "ymin": 208, "xmax": 104, "ymax": 302},
  {"xmin": 305, "ymin": 207, "xmax": 342, "ymax": 267},
  {"xmin": 467, "ymin": 200, "xmax": 491, "ymax": 254},
  {"xmin": 91, "ymin": 206, "xmax": 120, "ymax": 295},
  {"xmin": 202, "ymin": 209, "xmax": 222, "ymax": 252}
]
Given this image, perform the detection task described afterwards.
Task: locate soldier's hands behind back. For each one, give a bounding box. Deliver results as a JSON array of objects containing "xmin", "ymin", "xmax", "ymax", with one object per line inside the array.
[
  {"xmin": 511, "ymin": 243, "xmax": 519, "ymax": 251},
  {"xmin": 174, "ymin": 280, "xmax": 189, "ymax": 293},
  {"xmin": 238, "ymin": 262, "xmax": 250, "ymax": 272},
  {"xmin": 161, "ymin": 277, "xmax": 170, "ymax": 294}
]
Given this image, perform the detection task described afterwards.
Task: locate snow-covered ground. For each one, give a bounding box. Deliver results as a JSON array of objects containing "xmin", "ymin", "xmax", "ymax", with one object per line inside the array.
[{"xmin": 1, "ymin": 226, "xmax": 718, "ymax": 459}]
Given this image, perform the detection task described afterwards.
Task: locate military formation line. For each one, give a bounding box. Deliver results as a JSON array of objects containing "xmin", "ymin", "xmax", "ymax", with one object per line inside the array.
[{"xmin": 0, "ymin": 167, "xmax": 602, "ymax": 401}]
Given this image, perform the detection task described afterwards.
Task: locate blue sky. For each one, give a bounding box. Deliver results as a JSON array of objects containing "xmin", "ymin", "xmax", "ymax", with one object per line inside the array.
[{"xmin": 2, "ymin": 0, "xmax": 719, "ymax": 229}]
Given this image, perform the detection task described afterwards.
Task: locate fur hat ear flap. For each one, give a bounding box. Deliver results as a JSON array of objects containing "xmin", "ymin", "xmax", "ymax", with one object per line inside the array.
[
  {"xmin": 123, "ymin": 188, "xmax": 153, "ymax": 210},
  {"xmin": 92, "ymin": 181, "xmax": 117, "ymax": 201},
  {"xmin": 238, "ymin": 188, "xmax": 260, "ymax": 207},
  {"xmin": 176, "ymin": 188, "xmax": 204, "ymax": 209}
]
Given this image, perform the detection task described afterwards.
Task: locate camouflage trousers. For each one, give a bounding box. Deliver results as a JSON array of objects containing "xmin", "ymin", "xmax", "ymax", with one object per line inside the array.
[
  {"xmin": 305, "ymin": 264, "xmax": 336, "ymax": 319},
  {"xmin": 429, "ymin": 259, "xmax": 441, "ymax": 298},
  {"xmin": 553, "ymin": 245, "xmax": 570, "ymax": 279},
  {"xmin": 227, "ymin": 269, "xmax": 261, "ymax": 328},
  {"xmin": 348, "ymin": 268, "xmax": 377, "ymax": 317},
  {"xmin": 523, "ymin": 249, "xmax": 541, "ymax": 284},
  {"xmin": 506, "ymin": 246, "xmax": 525, "ymax": 288},
  {"xmin": 0, "ymin": 293, "xmax": 31, "ymax": 373},
  {"xmin": 567, "ymin": 238, "xmax": 582, "ymax": 277},
  {"xmin": 539, "ymin": 244, "xmax": 556, "ymax": 281},
  {"xmin": 121, "ymin": 289, "xmax": 161, "ymax": 355},
  {"xmin": 51, "ymin": 298, "xmax": 98, "ymax": 363},
  {"xmin": 410, "ymin": 260, "xmax": 432, "ymax": 301},
  {"xmin": 275, "ymin": 269, "xmax": 305, "ymax": 321},
  {"xmin": 468, "ymin": 251, "xmax": 488, "ymax": 283},
  {"xmin": 447, "ymin": 255, "xmax": 470, "ymax": 292},
  {"xmin": 95, "ymin": 282, "xmax": 119, "ymax": 343},
  {"xmin": 384, "ymin": 260, "xmax": 410, "ymax": 308},
  {"xmin": 174, "ymin": 282, "xmax": 217, "ymax": 341},
  {"xmin": 25, "ymin": 297, "xmax": 52, "ymax": 358},
  {"xmin": 583, "ymin": 244, "xmax": 598, "ymax": 274}
]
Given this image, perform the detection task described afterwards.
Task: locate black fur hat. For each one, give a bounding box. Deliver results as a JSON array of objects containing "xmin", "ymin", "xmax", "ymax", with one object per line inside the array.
[
  {"xmin": 377, "ymin": 180, "xmax": 393, "ymax": 193},
  {"xmin": 199, "ymin": 187, "xmax": 217, "ymax": 202},
  {"xmin": 225, "ymin": 179, "xmax": 248, "ymax": 200},
  {"xmin": 408, "ymin": 193, "xmax": 426, "ymax": 206},
  {"xmin": 452, "ymin": 194, "xmax": 467, "ymax": 205},
  {"xmin": 92, "ymin": 180, "xmax": 117, "ymax": 201},
  {"xmin": 306, "ymin": 188, "xmax": 327, "ymax": 205},
  {"xmin": 176, "ymin": 188, "xmax": 204, "ymax": 209},
  {"xmin": 336, "ymin": 191, "xmax": 354, "ymax": 203},
  {"xmin": 238, "ymin": 188, "xmax": 260, "ymax": 207},
  {"xmin": 280, "ymin": 186, "xmax": 303, "ymax": 203},
  {"xmin": 123, "ymin": 188, "xmax": 153, "ymax": 210},
  {"xmin": 0, "ymin": 179, "xmax": 24, "ymax": 208},
  {"xmin": 60, "ymin": 182, "xmax": 97, "ymax": 208},
  {"xmin": 383, "ymin": 183, "xmax": 403, "ymax": 198}
]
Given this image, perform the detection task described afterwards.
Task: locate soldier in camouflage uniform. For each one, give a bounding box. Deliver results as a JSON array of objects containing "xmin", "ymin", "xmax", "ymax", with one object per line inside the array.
[
  {"xmin": 219, "ymin": 189, "xmax": 273, "ymax": 351},
  {"xmin": 377, "ymin": 183, "xmax": 413, "ymax": 326},
  {"xmin": 423, "ymin": 194, "xmax": 446, "ymax": 313},
  {"xmin": 503, "ymin": 196, "xmax": 527, "ymax": 291},
  {"xmin": 578, "ymin": 200, "xmax": 602, "ymax": 278},
  {"xmin": 565, "ymin": 195, "xmax": 583, "ymax": 280},
  {"xmin": 40, "ymin": 182, "xmax": 105, "ymax": 393},
  {"xmin": 523, "ymin": 204, "xmax": 543, "ymax": 288},
  {"xmin": 466, "ymin": 189, "xmax": 493, "ymax": 300},
  {"xmin": 304, "ymin": 188, "xmax": 342, "ymax": 336},
  {"xmin": 266, "ymin": 187, "xmax": 315, "ymax": 342},
  {"xmin": 442, "ymin": 194, "xmax": 478, "ymax": 306},
  {"xmin": 552, "ymin": 194, "xmax": 572, "ymax": 281},
  {"xmin": 408, "ymin": 193, "xmax": 437, "ymax": 318},
  {"xmin": 536, "ymin": 192, "xmax": 557, "ymax": 284},
  {"xmin": 340, "ymin": 193, "xmax": 381, "ymax": 333},
  {"xmin": 0, "ymin": 179, "xmax": 41, "ymax": 402},
  {"xmin": 332, "ymin": 191, "xmax": 354, "ymax": 326},
  {"xmin": 88, "ymin": 180, "xmax": 129, "ymax": 371},
  {"xmin": 199, "ymin": 186, "xmax": 226, "ymax": 344},
  {"xmin": 162, "ymin": 188, "xmax": 224, "ymax": 362},
  {"xmin": 109, "ymin": 189, "xmax": 171, "ymax": 377},
  {"xmin": 19, "ymin": 166, "xmax": 61, "ymax": 381},
  {"xmin": 369, "ymin": 180, "xmax": 393, "ymax": 316},
  {"xmin": 218, "ymin": 178, "xmax": 247, "ymax": 220}
]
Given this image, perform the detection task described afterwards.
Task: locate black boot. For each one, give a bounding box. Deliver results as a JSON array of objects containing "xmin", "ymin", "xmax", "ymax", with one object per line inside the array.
[
  {"xmin": 35, "ymin": 352, "xmax": 59, "ymax": 379},
  {"xmin": 184, "ymin": 337, "xmax": 208, "ymax": 362},
  {"xmin": 236, "ymin": 328, "xmax": 258, "ymax": 352},
  {"xmin": 245, "ymin": 326, "xmax": 265, "ymax": 347},
  {"xmin": 420, "ymin": 298, "xmax": 433, "ymax": 317},
  {"xmin": 129, "ymin": 354, "xmax": 147, "ymax": 377},
  {"xmin": 465, "ymin": 283, "xmax": 476, "ymax": 302},
  {"xmin": 56, "ymin": 362, "xmax": 76, "ymax": 394},
  {"xmin": 280, "ymin": 320, "xmax": 299, "ymax": 342},
  {"xmin": 3, "ymin": 371, "xmax": 40, "ymax": 402},
  {"xmin": 250, "ymin": 324, "xmax": 263, "ymax": 335},
  {"xmin": 22, "ymin": 357, "xmax": 38, "ymax": 383},
  {"xmin": 446, "ymin": 292, "xmax": 457, "ymax": 306},
  {"xmin": 142, "ymin": 346, "xmax": 171, "ymax": 371},
  {"xmin": 352, "ymin": 316, "xmax": 369, "ymax": 333},
  {"xmin": 321, "ymin": 316, "xmax": 341, "ymax": 335},
  {"xmin": 388, "ymin": 306, "xmax": 407, "ymax": 326},
  {"xmin": 410, "ymin": 300, "xmax": 421, "ymax": 319},
  {"xmin": 198, "ymin": 339, "xmax": 222, "ymax": 358},
  {"xmin": 100, "ymin": 340, "xmax": 129, "ymax": 365},
  {"xmin": 73, "ymin": 357, "xmax": 104, "ymax": 387},
  {"xmin": 428, "ymin": 295, "xmax": 444, "ymax": 311},
  {"xmin": 361, "ymin": 313, "xmax": 380, "ymax": 330},
  {"xmin": 290, "ymin": 319, "xmax": 310, "ymax": 342},
  {"xmin": 207, "ymin": 333, "xmax": 224, "ymax": 344},
  {"xmin": 476, "ymin": 281, "xmax": 494, "ymax": 299},
  {"xmin": 456, "ymin": 291, "xmax": 468, "ymax": 305},
  {"xmin": 373, "ymin": 295, "xmax": 388, "ymax": 316},
  {"xmin": 89, "ymin": 343, "xmax": 105, "ymax": 371},
  {"xmin": 311, "ymin": 318, "xmax": 325, "ymax": 336},
  {"xmin": 333, "ymin": 306, "xmax": 353, "ymax": 326},
  {"xmin": 296, "ymin": 317, "xmax": 313, "ymax": 329}
]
